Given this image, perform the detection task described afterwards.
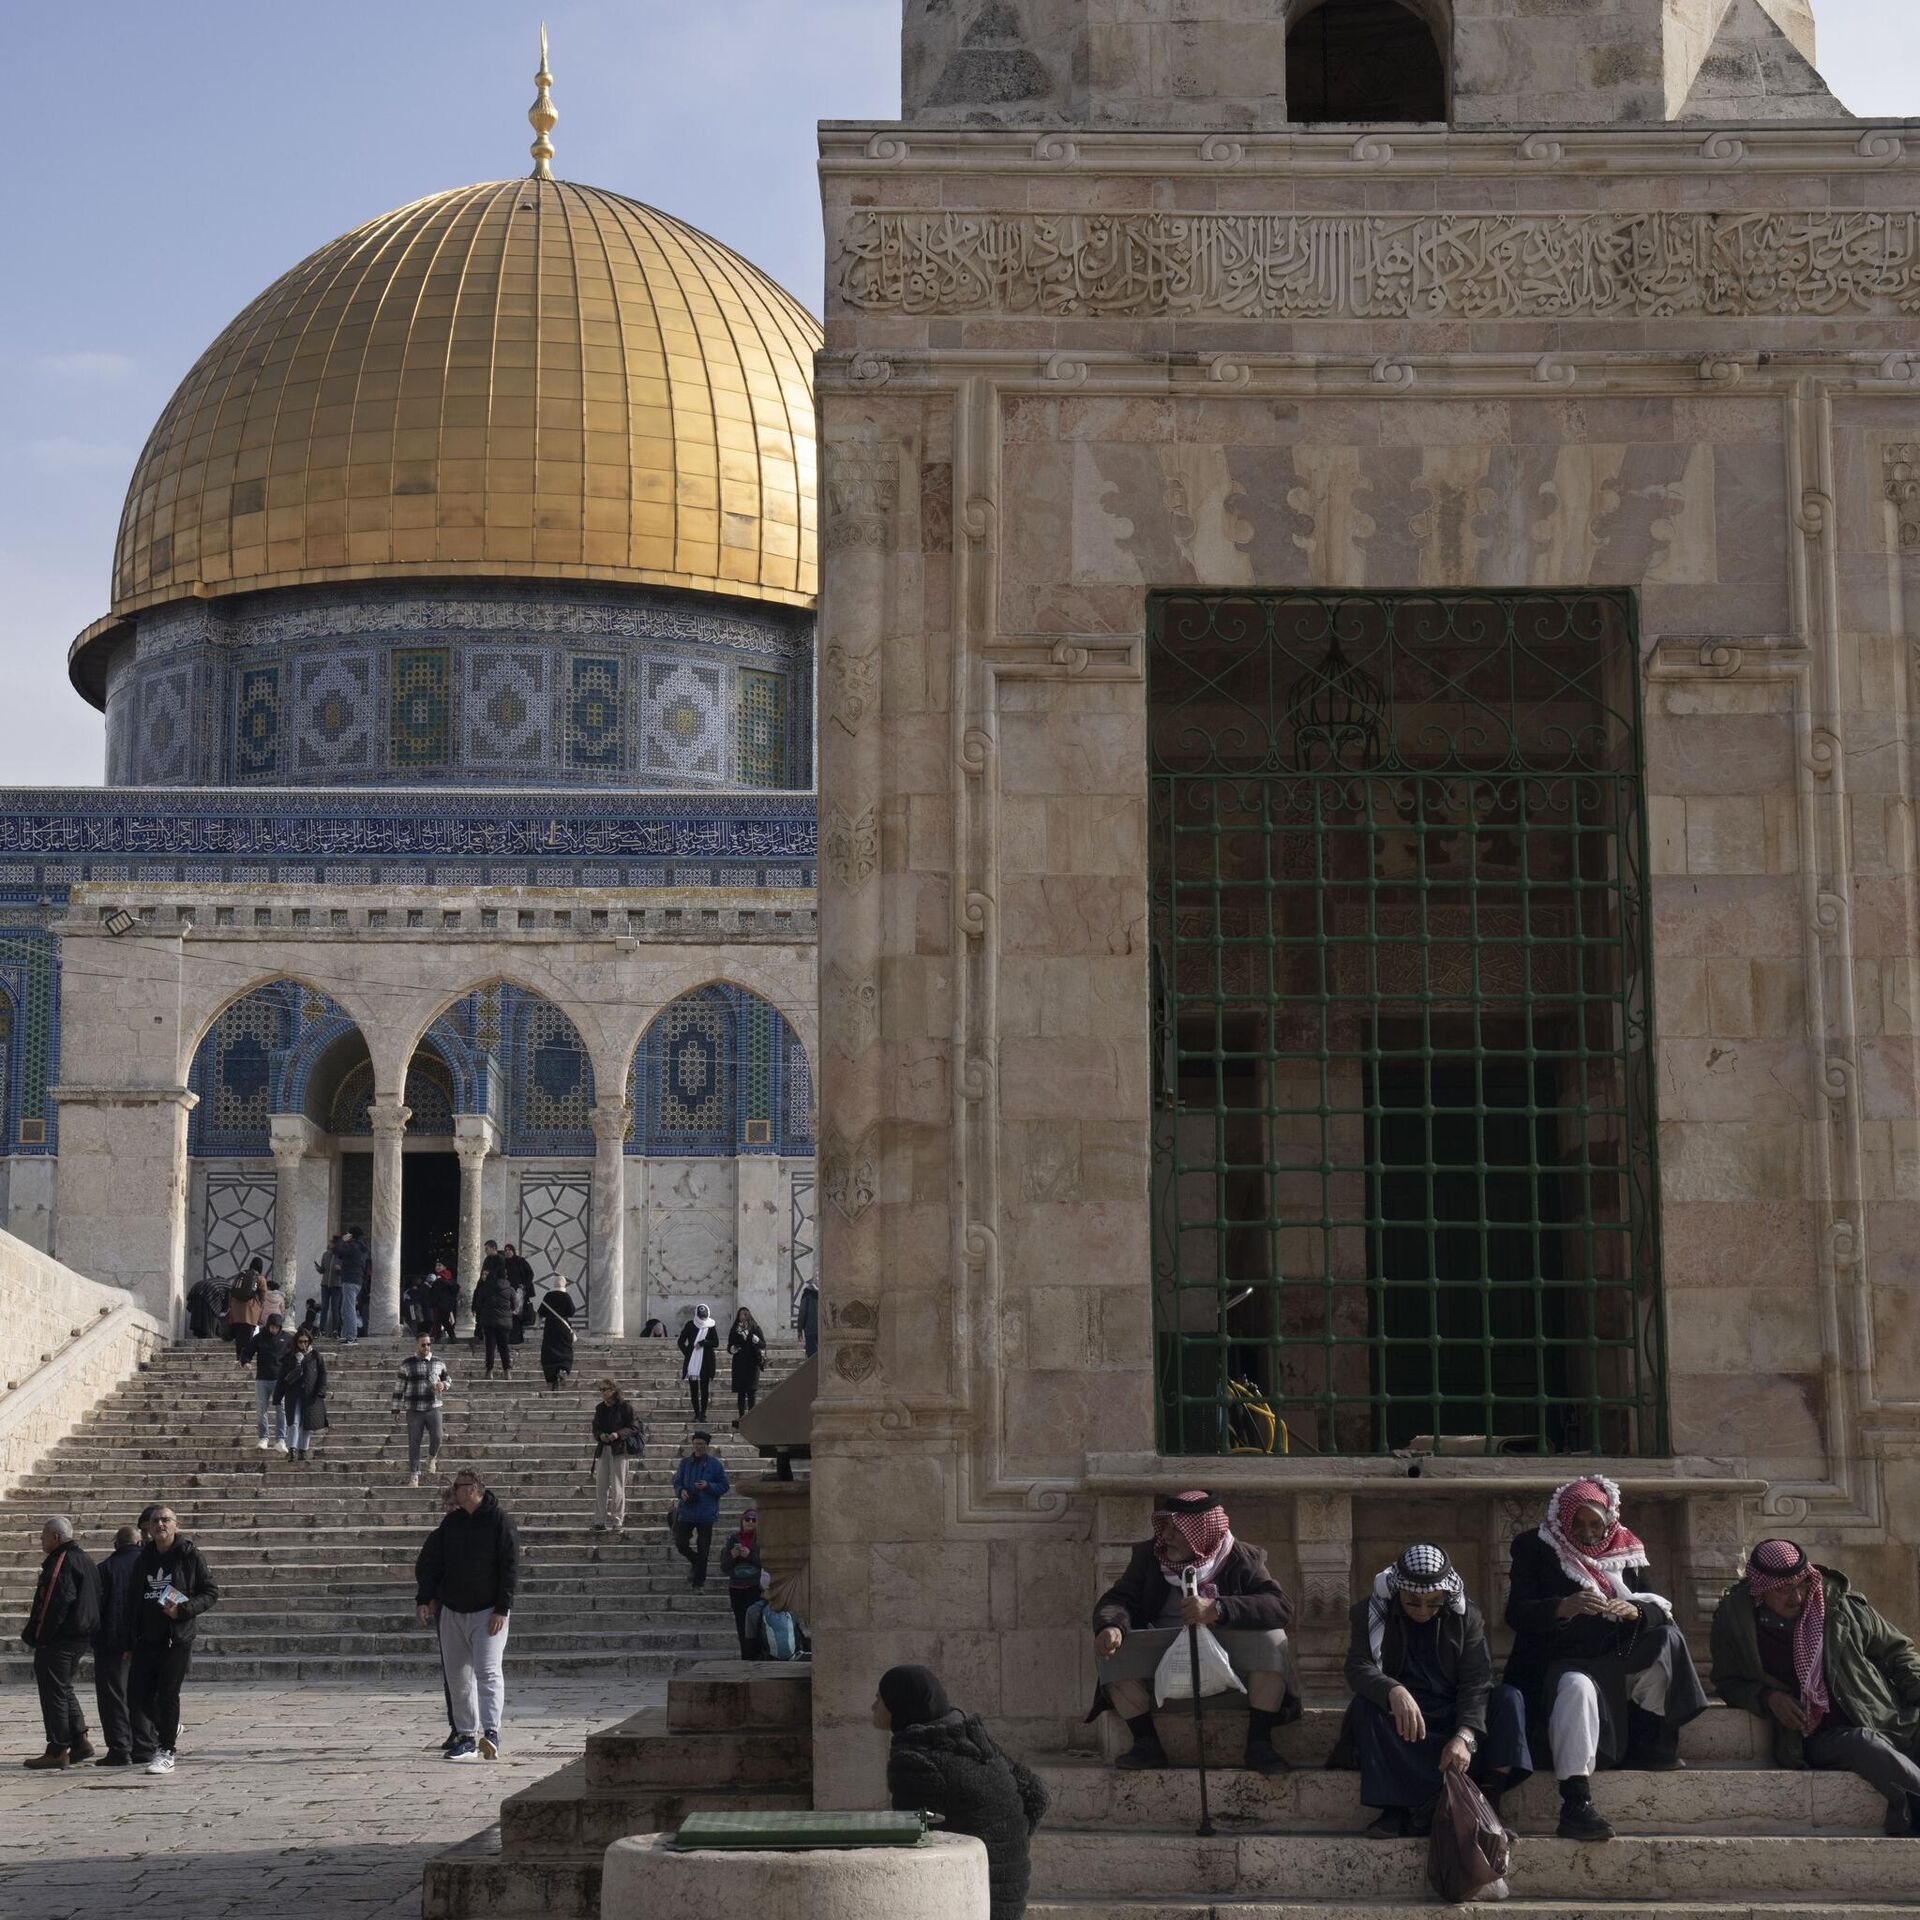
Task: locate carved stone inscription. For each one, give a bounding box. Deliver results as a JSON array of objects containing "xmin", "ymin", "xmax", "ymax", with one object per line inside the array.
[{"xmin": 838, "ymin": 210, "xmax": 1920, "ymax": 321}]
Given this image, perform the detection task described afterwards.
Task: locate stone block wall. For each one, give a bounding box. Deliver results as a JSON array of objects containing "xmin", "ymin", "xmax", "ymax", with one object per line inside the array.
[{"xmin": 811, "ymin": 111, "xmax": 1920, "ymax": 1801}]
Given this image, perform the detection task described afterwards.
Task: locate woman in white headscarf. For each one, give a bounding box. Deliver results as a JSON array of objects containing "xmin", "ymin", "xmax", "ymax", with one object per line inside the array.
[
  {"xmin": 1328, "ymin": 1543, "xmax": 1532, "ymax": 1838},
  {"xmin": 678, "ymin": 1304, "xmax": 720, "ymax": 1420}
]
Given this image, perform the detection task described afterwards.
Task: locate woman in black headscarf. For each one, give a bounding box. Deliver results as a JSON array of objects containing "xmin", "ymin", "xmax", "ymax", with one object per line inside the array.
[{"xmin": 874, "ymin": 1664, "xmax": 1049, "ymax": 1920}]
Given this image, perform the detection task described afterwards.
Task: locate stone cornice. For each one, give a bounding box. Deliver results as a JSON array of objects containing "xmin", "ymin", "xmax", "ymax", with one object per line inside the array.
[{"xmin": 821, "ymin": 120, "xmax": 1918, "ymax": 177}]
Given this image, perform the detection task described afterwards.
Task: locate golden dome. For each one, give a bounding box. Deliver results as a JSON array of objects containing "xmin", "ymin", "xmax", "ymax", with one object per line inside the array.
[{"xmin": 75, "ymin": 178, "xmax": 819, "ymax": 700}]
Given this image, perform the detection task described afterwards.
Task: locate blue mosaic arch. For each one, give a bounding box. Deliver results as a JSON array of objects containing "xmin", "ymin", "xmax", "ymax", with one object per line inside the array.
[
  {"xmin": 502, "ymin": 986, "xmax": 594, "ymax": 1155},
  {"xmin": 331, "ymin": 1054, "xmax": 456, "ymax": 1137},
  {"xmin": 628, "ymin": 984, "xmax": 814, "ymax": 1158},
  {"xmin": 189, "ymin": 980, "xmax": 306, "ymax": 1157}
]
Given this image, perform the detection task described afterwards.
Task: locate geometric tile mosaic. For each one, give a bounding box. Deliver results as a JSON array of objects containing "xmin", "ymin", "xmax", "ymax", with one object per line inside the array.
[
  {"xmin": 627, "ymin": 983, "xmax": 812, "ymax": 1157},
  {"xmin": 464, "ymin": 649, "xmax": 548, "ymax": 767},
  {"xmin": 512, "ymin": 994, "xmax": 593, "ymax": 1153},
  {"xmin": 291, "ymin": 652, "xmax": 375, "ymax": 774},
  {"xmin": 564, "ymin": 653, "xmax": 624, "ymax": 772},
  {"xmin": 518, "ymin": 1172, "xmax": 591, "ymax": 1301},
  {"xmin": 389, "ymin": 647, "xmax": 451, "ymax": 768},
  {"xmin": 642, "ymin": 660, "xmax": 725, "ymax": 779},
  {"xmin": 232, "ymin": 664, "xmax": 281, "ymax": 778},
  {"xmin": 138, "ymin": 666, "xmax": 192, "ymax": 784},
  {"xmin": 738, "ymin": 668, "xmax": 787, "ymax": 788}
]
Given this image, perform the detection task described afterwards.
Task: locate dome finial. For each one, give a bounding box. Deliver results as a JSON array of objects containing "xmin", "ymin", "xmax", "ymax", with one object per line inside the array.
[{"xmin": 528, "ymin": 23, "xmax": 557, "ymax": 180}]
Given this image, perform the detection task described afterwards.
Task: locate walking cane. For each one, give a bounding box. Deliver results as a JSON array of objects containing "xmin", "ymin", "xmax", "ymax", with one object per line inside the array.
[{"xmin": 1181, "ymin": 1565, "xmax": 1216, "ymax": 1839}]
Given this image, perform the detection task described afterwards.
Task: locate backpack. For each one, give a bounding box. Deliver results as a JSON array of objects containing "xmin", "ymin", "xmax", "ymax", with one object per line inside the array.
[{"xmin": 759, "ymin": 1606, "xmax": 800, "ymax": 1662}]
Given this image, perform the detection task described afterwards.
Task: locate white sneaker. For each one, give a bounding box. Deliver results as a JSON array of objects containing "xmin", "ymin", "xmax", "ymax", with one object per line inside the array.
[
  {"xmin": 408, "ymin": 1473, "xmax": 421, "ymax": 1488},
  {"xmin": 256, "ymin": 1438, "xmax": 270, "ymax": 1450},
  {"xmin": 145, "ymin": 1751, "xmax": 175, "ymax": 1776},
  {"xmin": 274, "ymin": 1440, "xmax": 289, "ymax": 1454}
]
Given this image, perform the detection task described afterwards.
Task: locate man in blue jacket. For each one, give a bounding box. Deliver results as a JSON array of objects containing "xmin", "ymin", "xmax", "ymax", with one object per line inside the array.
[
  {"xmin": 672, "ymin": 1431, "xmax": 730, "ymax": 1589},
  {"xmin": 92, "ymin": 1525, "xmax": 143, "ymax": 1766}
]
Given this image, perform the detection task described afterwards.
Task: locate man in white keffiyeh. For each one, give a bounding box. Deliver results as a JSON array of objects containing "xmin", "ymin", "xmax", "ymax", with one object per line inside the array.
[{"xmin": 1329, "ymin": 1542, "xmax": 1532, "ymax": 1837}]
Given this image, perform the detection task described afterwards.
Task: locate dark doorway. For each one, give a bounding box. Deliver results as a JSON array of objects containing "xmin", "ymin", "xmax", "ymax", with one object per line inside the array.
[
  {"xmin": 1288, "ymin": 0, "xmax": 1446, "ymax": 122},
  {"xmin": 402, "ymin": 1153, "xmax": 460, "ymax": 1281}
]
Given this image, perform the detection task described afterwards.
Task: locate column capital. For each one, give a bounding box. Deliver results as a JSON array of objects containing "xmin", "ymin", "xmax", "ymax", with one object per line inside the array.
[
  {"xmin": 367, "ymin": 1099, "xmax": 412, "ymax": 1139},
  {"xmin": 269, "ymin": 1134, "xmax": 306, "ymax": 1169},
  {"xmin": 590, "ymin": 1099, "xmax": 632, "ymax": 1145},
  {"xmin": 453, "ymin": 1132, "xmax": 492, "ymax": 1169}
]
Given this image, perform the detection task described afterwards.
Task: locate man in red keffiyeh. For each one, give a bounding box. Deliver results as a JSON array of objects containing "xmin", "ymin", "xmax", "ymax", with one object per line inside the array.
[
  {"xmin": 1090, "ymin": 1491, "xmax": 1301, "ymax": 1775},
  {"xmin": 1711, "ymin": 1539, "xmax": 1920, "ymax": 1836},
  {"xmin": 1503, "ymin": 1476, "xmax": 1708, "ymax": 1843}
]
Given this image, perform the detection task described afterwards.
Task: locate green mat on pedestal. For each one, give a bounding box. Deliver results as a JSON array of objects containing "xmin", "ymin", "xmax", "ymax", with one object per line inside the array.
[{"xmin": 672, "ymin": 1810, "xmax": 930, "ymax": 1850}]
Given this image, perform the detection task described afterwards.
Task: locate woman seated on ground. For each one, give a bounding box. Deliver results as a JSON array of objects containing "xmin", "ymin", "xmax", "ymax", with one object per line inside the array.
[
  {"xmin": 1505, "ymin": 1475, "xmax": 1709, "ymax": 1843},
  {"xmin": 1329, "ymin": 1542, "xmax": 1532, "ymax": 1837},
  {"xmin": 875, "ymin": 1665, "xmax": 1049, "ymax": 1920}
]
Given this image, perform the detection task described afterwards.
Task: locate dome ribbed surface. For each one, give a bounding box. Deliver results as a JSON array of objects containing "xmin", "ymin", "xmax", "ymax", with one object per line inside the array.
[{"xmin": 108, "ymin": 179, "xmax": 819, "ymax": 620}]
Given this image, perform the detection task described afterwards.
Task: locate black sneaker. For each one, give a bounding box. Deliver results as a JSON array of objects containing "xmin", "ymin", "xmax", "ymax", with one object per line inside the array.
[
  {"xmin": 445, "ymin": 1736, "xmax": 479, "ymax": 1763},
  {"xmin": 1114, "ymin": 1735, "xmax": 1168, "ymax": 1771},
  {"xmin": 1557, "ymin": 1795, "xmax": 1615, "ymax": 1842},
  {"xmin": 439, "ymin": 1732, "xmax": 461, "ymax": 1757}
]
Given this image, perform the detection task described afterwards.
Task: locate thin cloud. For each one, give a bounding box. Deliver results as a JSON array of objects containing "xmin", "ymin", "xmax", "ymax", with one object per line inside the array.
[
  {"xmin": 36, "ymin": 349, "xmax": 137, "ymax": 381},
  {"xmin": 27, "ymin": 435, "xmax": 133, "ymax": 470}
]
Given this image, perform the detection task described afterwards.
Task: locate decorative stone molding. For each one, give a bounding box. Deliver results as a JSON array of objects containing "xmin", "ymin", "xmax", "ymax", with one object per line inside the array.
[
  {"xmin": 824, "ymin": 806, "xmax": 879, "ymax": 892},
  {"xmin": 823, "ymin": 442, "xmax": 899, "ymax": 550},
  {"xmin": 823, "ymin": 645, "xmax": 879, "ymax": 735},
  {"xmin": 838, "ymin": 209, "xmax": 1920, "ymax": 321},
  {"xmin": 823, "ymin": 964, "xmax": 881, "ymax": 1059},
  {"xmin": 1887, "ymin": 444, "xmax": 1920, "ymax": 550},
  {"xmin": 821, "ymin": 1123, "xmax": 879, "ymax": 1224}
]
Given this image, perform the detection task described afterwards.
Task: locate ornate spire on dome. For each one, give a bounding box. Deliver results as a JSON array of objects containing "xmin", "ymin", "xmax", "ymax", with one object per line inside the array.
[{"xmin": 528, "ymin": 23, "xmax": 557, "ymax": 180}]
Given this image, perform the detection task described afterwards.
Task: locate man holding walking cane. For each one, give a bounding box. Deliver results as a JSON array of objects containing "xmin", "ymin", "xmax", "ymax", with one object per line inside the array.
[{"xmin": 1087, "ymin": 1489, "xmax": 1301, "ymax": 1776}]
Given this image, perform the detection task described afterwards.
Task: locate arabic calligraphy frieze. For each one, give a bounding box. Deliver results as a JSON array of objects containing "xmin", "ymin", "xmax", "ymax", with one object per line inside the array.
[
  {"xmin": 0, "ymin": 804, "xmax": 816, "ymax": 862},
  {"xmin": 836, "ymin": 209, "xmax": 1920, "ymax": 320}
]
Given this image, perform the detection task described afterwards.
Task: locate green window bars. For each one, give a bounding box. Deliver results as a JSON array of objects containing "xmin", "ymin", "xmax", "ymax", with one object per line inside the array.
[{"xmin": 1148, "ymin": 591, "xmax": 1666, "ymax": 1460}]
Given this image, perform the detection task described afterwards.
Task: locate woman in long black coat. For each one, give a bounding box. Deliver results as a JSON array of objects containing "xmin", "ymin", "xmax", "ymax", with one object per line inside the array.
[
  {"xmin": 272, "ymin": 1329, "xmax": 329, "ymax": 1463},
  {"xmin": 727, "ymin": 1308, "xmax": 767, "ymax": 1424},
  {"xmin": 876, "ymin": 1665, "xmax": 1049, "ymax": 1920},
  {"xmin": 538, "ymin": 1281, "xmax": 577, "ymax": 1391}
]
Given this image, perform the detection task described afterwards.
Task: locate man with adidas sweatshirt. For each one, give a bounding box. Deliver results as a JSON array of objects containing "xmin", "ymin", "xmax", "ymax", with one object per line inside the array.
[{"xmin": 415, "ymin": 1469, "xmax": 519, "ymax": 1761}]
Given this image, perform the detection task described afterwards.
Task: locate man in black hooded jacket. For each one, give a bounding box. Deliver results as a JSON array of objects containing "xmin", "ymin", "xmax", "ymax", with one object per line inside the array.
[
  {"xmin": 129, "ymin": 1505, "xmax": 219, "ymax": 1775},
  {"xmin": 415, "ymin": 1469, "xmax": 519, "ymax": 1760},
  {"xmin": 20, "ymin": 1517, "xmax": 99, "ymax": 1769}
]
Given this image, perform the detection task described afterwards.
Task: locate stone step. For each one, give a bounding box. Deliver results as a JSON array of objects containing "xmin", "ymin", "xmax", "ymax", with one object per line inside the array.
[
  {"xmin": 665, "ymin": 1661, "xmax": 811, "ymax": 1731},
  {"xmin": 422, "ymin": 1825, "xmax": 600, "ymax": 1920},
  {"xmin": 499, "ymin": 1756, "xmax": 810, "ymax": 1853},
  {"xmin": 0, "ymin": 1649, "xmax": 724, "ymax": 1683},
  {"xmin": 1036, "ymin": 1754, "xmax": 1889, "ymax": 1835},
  {"xmin": 0, "ymin": 1623, "xmax": 735, "ymax": 1657},
  {"xmin": 583, "ymin": 1707, "xmax": 812, "ymax": 1788},
  {"xmin": 1030, "ymin": 1833, "xmax": 1920, "ymax": 1903}
]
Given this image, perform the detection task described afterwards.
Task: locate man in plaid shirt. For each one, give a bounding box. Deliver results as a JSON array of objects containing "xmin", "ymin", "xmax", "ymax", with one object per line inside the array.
[{"xmin": 392, "ymin": 1333, "xmax": 452, "ymax": 1486}]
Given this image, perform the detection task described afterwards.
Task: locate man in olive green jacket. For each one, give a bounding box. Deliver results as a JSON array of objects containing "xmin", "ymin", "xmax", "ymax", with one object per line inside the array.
[{"xmin": 1710, "ymin": 1538, "xmax": 1920, "ymax": 1835}]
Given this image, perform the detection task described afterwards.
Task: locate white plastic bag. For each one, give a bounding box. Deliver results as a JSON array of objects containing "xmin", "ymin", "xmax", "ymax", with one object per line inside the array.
[{"xmin": 1152, "ymin": 1568, "xmax": 1247, "ymax": 1706}]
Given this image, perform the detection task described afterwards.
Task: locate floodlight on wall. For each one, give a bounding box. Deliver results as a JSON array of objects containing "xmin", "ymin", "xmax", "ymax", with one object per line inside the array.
[{"xmin": 101, "ymin": 908, "xmax": 137, "ymax": 937}]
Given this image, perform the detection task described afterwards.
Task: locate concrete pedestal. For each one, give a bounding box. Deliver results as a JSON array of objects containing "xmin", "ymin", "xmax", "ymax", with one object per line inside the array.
[{"xmin": 600, "ymin": 1832, "xmax": 989, "ymax": 1920}]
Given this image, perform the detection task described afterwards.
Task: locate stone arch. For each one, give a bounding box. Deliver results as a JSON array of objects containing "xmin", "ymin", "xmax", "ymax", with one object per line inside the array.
[
  {"xmin": 188, "ymin": 979, "xmax": 377, "ymax": 1156},
  {"xmin": 1286, "ymin": 0, "xmax": 1449, "ymax": 122},
  {"xmin": 184, "ymin": 967, "xmax": 379, "ymax": 1064},
  {"xmin": 408, "ymin": 979, "xmax": 597, "ymax": 1155},
  {"xmin": 627, "ymin": 981, "xmax": 815, "ymax": 1158}
]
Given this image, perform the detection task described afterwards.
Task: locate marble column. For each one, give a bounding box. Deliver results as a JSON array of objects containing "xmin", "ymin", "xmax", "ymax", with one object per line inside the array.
[
  {"xmin": 452, "ymin": 1116, "xmax": 495, "ymax": 1334},
  {"xmin": 588, "ymin": 1099, "xmax": 630, "ymax": 1336},
  {"xmin": 366, "ymin": 1098, "xmax": 411, "ymax": 1336},
  {"xmin": 268, "ymin": 1128, "xmax": 306, "ymax": 1303}
]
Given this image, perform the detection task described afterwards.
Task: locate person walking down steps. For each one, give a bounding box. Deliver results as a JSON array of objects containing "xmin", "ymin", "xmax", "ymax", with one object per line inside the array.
[
  {"xmin": 239, "ymin": 1313, "xmax": 293, "ymax": 1451},
  {"xmin": 672, "ymin": 1429, "xmax": 729, "ymax": 1589},
  {"xmin": 272, "ymin": 1328, "xmax": 328, "ymax": 1462},
  {"xmin": 393, "ymin": 1333, "xmax": 453, "ymax": 1486},
  {"xmin": 591, "ymin": 1378, "xmax": 639, "ymax": 1535},
  {"xmin": 472, "ymin": 1257, "xmax": 515, "ymax": 1379},
  {"xmin": 728, "ymin": 1307, "xmax": 766, "ymax": 1425},
  {"xmin": 679, "ymin": 1303, "xmax": 719, "ymax": 1421},
  {"xmin": 416, "ymin": 1469, "xmax": 518, "ymax": 1762},
  {"xmin": 539, "ymin": 1278, "xmax": 577, "ymax": 1390}
]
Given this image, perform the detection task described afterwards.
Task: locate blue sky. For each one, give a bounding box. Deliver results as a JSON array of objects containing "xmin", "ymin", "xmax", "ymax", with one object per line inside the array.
[{"xmin": 4, "ymin": 0, "xmax": 1914, "ymax": 786}]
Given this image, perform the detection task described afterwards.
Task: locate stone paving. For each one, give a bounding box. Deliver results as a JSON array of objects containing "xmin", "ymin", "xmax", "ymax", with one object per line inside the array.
[{"xmin": 0, "ymin": 1678, "xmax": 655, "ymax": 1919}]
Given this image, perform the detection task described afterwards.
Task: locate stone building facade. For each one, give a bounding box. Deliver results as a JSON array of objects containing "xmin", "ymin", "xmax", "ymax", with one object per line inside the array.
[
  {"xmin": 811, "ymin": 0, "xmax": 1920, "ymax": 1801},
  {"xmin": 1, "ymin": 173, "xmax": 820, "ymax": 1339}
]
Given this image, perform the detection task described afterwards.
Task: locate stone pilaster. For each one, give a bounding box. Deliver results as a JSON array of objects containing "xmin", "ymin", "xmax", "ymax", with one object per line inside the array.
[
  {"xmin": 452, "ymin": 1116, "xmax": 495, "ymax": 1335},
  {"xmin": 588, "ymin": 1100, "xmax": 629, "ymax": 1337},
  {"xmin": 367, "ymin": 1099, "xmax": 410, "ymax": 1336}
]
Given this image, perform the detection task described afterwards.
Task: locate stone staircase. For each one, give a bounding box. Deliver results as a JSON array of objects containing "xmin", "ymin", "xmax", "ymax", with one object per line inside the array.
[
  {"xmin": 424, "ymin": 1660, "xmax": 814, "ymax": 1918},
  {"xmin": 1019, "ymin": 1701, "xmax": 1920, "ymax": 1918},
  {"xmin": 421, "ymin": 1672, "xmax": 1920, "ymax": 1920},
  {"xmin": 0, "ymin": 1332, "xmax": 791, "ymax": 1683}
]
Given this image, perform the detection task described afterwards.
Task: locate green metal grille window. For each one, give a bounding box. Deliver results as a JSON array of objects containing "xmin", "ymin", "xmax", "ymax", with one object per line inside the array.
[{"xmin": 1148, "ymin": 590, "xmax": 1666, "ymax": 1459}]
